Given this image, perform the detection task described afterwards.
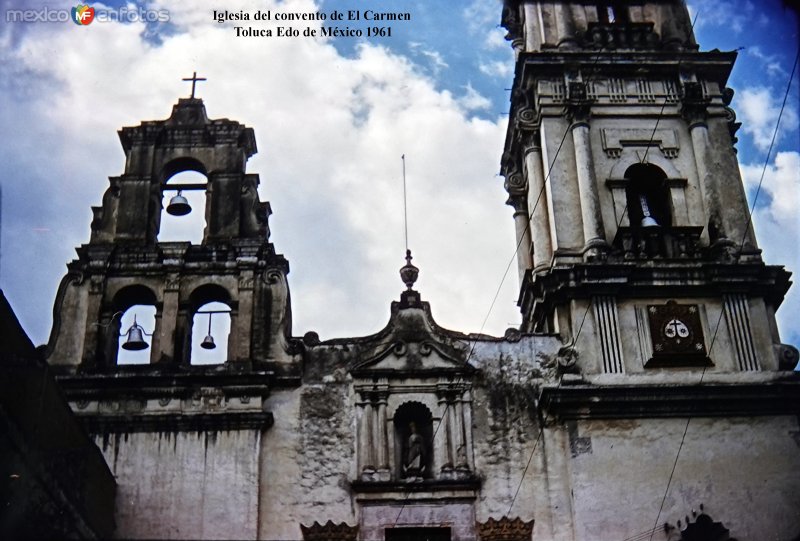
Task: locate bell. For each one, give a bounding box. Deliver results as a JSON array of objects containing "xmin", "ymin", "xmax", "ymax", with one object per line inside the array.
[
  {"xmin": 200, "ymin": 334, "xmax": 216, "ymax": 350},
  {"xmin": 166, "ymin": 191, "xmax": 191, "ymax": 216},
  {"xmin": 122, "ymin": 324, "xmax": 148, "ymax": 351},
  {"xmin": 638, "ymin": 193, "xmax": 660, "ymax": 228},
  {"xmin": 641, "ymin": 215, "xmax": 660, "ymax": 227}
]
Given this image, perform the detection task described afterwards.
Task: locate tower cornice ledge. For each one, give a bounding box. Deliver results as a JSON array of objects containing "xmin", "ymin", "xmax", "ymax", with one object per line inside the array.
[
  {"xmin": 520, "ymin": 261, "xmax": 792, "ymax": 317},
  {"xmin": 539, "ymin": 380, "xmax": 800, "ymax": 421},
  {"xmin": 513, "ymin": 50, "xmax": 737, "ymax": 87}
]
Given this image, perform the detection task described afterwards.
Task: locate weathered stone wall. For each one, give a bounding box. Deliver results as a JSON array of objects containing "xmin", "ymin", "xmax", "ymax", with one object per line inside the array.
[
  {"xmin": 472, "ymin": 386, "xmax": 540, "ymax": 522},
  {"xmin": 567, "ymin": 415, "xmax": 800, "ymax": 540},
  {"xmin": 96, "ymin": 430, "xmax": 261, "ymax": 540},
  {"xmin": 259, "ymin": 384, "xmax": 355, "ymax": 540}
]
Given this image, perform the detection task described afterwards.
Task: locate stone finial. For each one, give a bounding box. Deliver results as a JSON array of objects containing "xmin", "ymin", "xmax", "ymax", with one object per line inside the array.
[{"xmin": 400, "ymin": 249, "xmax": 419, "ymax": 290}]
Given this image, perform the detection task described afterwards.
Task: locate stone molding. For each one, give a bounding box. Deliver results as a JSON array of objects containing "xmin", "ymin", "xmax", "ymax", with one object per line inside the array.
[
  {"xmin": 300, "ymin": 520, "xmax": 358, "ymax": 541},
  {"xmin": 77, "ymin": 411, "xmax": 274, "ymax": 433},
  {"xmin": 476, "ymin": 516, "xmax": 535, "ymax": 541},
  {"xmin": 600, "ymin": 127, "xmax": 679, "ymax": 159},
  {"xmin": 540, "ymin": 382, "xmax": 800, "ymax": 420}
]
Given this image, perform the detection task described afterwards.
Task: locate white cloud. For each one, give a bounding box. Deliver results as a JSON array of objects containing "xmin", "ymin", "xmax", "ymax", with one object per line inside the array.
[
  {"xmin": 483, "ymin": 27, "xmax": 508, "ymax": 50},
  {"xmin": 458, "ymin": 83, "xmax": 491, "ymax": 111},
  {"xmin": 688, "ymin": 0, "xmax": 752, "ymax": 34},
  {"xmin": 746, "ymin": 46, "xmax": 787, "ymax": 78},
  {"xmin": 0, "ymin": 0, "xmax": 520, "ymax": 345},
  {"xmin": 463, "ymin": 0, "xmax": 500, "ymax": 34},
  {"xmin": 736, "ymin": 86, "xmax": 799, "ymax": 152},
  {"xmin": 479, "ymin": 60, "xmax": 513, "ymax": 79},
  {"xmin": 740, "ymin": 151, "xmax": 800, "ymax": 344},
  {"xmin": 408, "ymin": 41, "xmax": 449, "ymax": 74}
]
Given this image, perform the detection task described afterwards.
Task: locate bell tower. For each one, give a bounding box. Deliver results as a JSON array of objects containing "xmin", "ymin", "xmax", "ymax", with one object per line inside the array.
[
  {"xmin": 46, "ymin": 95, "xmax": 300, "ymax": 376},
  {"xmin": 499, "ymin": 0, "xmax": 796, "ymax": 374}
]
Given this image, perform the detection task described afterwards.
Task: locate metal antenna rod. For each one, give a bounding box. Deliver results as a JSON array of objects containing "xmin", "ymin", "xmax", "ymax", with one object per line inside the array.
[{"xmin": 402, "ymin": 154, "xmax": 409, "ymax": 252}]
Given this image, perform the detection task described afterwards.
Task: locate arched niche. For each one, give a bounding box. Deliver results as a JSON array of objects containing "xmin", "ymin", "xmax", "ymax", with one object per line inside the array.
[
  {"xmin": 187, "ymin": 284, "xmax": 234, "ymax": 365},
  {"xmin": 393, "ymin": 402, "xmax": 434, "ymax": 480},
  {"xmin": 190, "ymin": 301, "xmax": 231, "ymax": 365},
  {"xmin": 160, "ymin": 156, "xmax": 207, "ymax": 181},
  {"xmin": 624, "ymin": 163, "xmax": 672, "ymax": 228},
  {"xmin": 110, "ymin": 285, "xmax": 159, "ymax": 366},
  {"xmin": 117, "ymin": 305, "xmax": 157, "ymax": 365},
  {"xmin": 158, "ymin": 158, "xmax": 209, "ymax": 244}
]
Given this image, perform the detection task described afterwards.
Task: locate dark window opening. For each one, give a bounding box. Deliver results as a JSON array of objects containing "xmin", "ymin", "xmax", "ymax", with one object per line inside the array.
[
  {"xmin": 385, "ymin": 527, "xmax": 451, "ymax": 541},
  {"xmin": 624, "ymin": 163, "xmax": 671, "ymax": 228},
  {"xmin": 599, "ymin": 3, "xmax": 629, "ymax": 23}
]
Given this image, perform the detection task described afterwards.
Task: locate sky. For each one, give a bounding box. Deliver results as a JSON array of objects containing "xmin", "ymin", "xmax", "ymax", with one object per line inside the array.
[{"xmin": 0, "ymin": 0, "xmax": 798, "ymax": 352}]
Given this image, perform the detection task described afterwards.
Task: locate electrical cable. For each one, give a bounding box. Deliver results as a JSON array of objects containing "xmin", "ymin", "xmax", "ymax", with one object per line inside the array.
[{"xmin": 645, "ymin": 42, "xmax": 799, "ymax": 541}]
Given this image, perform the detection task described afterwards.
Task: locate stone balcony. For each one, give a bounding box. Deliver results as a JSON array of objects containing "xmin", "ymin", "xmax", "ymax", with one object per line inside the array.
[
  {"xmin": 612, "ymin": 225, "xmax": 705, "ymax": 260},
  {"xmin": 583, "ymin": 22, "xmax": 660, "ymax": 50}
]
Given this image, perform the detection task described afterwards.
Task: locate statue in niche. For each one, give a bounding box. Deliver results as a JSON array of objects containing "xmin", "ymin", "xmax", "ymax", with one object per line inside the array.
[{"xmin": 403, "ymin": 422, "xmax": 426, "ymax": 479}]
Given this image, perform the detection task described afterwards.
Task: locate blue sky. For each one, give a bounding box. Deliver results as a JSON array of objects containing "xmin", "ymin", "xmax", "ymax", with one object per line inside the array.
[{"xmin": 0, "ymin": 0, "xmax": 798, "ymax": 350}]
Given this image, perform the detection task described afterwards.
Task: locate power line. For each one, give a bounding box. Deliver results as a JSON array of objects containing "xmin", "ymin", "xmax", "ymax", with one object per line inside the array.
[
  {"xmin": 645, "ymin": 42, "xmax": 799, "ymax": 541},
  {"xmin": 394, "ymin": 36, "xmax": 616, "ymax": 530}
]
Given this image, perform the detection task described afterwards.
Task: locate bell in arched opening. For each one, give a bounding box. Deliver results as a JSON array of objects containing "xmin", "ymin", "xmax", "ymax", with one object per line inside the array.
[
  {"xmin": 638, "ymin": 193, "xmax": 660, "ymax": 228},
  {"xmin": 200, "ymin": 312, "xmax": 216, "ymax": 350},
  {"xmin": 121, "ymin": 316, "xmax": 149, "ymax": 351},
  {"xmin": 166, "ymin": 190, "xmax": 192, "ymax": 216}
]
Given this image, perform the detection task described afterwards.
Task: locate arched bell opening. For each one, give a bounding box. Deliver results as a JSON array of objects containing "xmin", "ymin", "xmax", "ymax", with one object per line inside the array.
[
  {"xmin": 187, "ymin": 284, "xmax": 233, "ymax": 365},
  {"xmin": 393, "ymin": 402, "xmax": 434, "ymax": 480},
  {"xmin": 190, "ymin": 301, "xmax": 231, "ymax": 365},
  {"xmin": 116, "ymin": 305, "xmax": 157, "ymax": 365},
  {"xmin": 108, "ymin": 285, "xmax": 159, "ymax": 366},
  {"xmin": 158, "ymin": 168, "xmax": 208, "ymax": 244},
  {"xmin": 624, "ymin": 163, "xmax": 672, "ymax": 228}
]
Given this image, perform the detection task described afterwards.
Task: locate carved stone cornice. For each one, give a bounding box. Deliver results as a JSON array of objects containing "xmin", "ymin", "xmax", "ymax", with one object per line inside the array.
[
  {"xmin": 680, "ymin": 82, "xmax": 710, "ymax": 128},
  {"xmin": 300, "ymin": 521, "xmax": 358, "ymax": 541},
  {"xmin": 540, "ymin": 382, "xmax": 800, "ymax": 421},
  {"xmin": 506, "ymin": 193, "xmax": 527, "ymax": 214},
  {"xmin": 515, "ymin": 106, "xmax": 539, "ymax": 133},
  {"xmin": 76, "ymin": 411, "xmax": 274, "ymax": 433},
  {"xmin": 477, "ymin": 516, "xmax": 535, "ymax": 541},
  {"xmin": 500, "ymin": 0, "xmax": 522, "ymax": 46},
  {"xmin": 501, "ymin": 151, "xmax": 527, "ymax": 196},
  {"xmin": 565, "ymin": 81, "xmax": 593, "ymax": 125},
  {"xmin": 520, "ymin": 129, "xmax": 542, "ymax": 156}
]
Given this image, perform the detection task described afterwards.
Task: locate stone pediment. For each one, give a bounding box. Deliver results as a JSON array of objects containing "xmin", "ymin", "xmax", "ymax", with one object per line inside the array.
[{"xmin": 350, "ymin": 291, "xmax": 472, "ymax": 377}]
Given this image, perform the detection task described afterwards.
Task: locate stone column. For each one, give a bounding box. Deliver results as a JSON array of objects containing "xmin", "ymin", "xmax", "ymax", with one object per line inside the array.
[
  {"xmin": 447, "ymin": 398, "xmax": 460, "ymax": 472},
  {"xmin": 453, "ymin": 396, "xmax": 469, "ymax": 472},
  {"xmin": 81, "ymin": 275, "xmax": 106, "ymax": 369},
  {"xmin": 683, "ymin": 87, "xmax": 727, "ymax": 245},
  {"xmin": 523, "ymin": 130, "xmax": 554, "ymax": 271},
  {"xmin": 435, "ymin": 395, "xmax": 452, "ymax": 478},
  {"xmin": 571, "ymin": 120, "xmax": 607, "ymax": 259},
  {"xmin": 233, "ymin": 271, "xmax": 255, "ymax": 363},
  {"xmin": 155, "ymin": 274, "xmax": 179, "ymax": 365},
  {"xmin": 508, "ymin": 194, "xmax": 533, "ymax": 283},
  {"xmin": 375, "ymin": 395, "xmax": 390, "ymax": 480},
  {"xmin": 554, "ymin": 3, "xmax": 577, "ymax": 49},
  {"xmin": 358, "ymin": 398, "xmax": 375, "ymax": 479},
  {"xmin": 175, "ymin": 307, "xmax": 191, "ymax": 365}
]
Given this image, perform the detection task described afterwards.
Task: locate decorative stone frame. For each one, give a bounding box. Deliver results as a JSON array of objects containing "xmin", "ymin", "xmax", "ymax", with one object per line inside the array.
[{"xmin": 354, "ymin": 376, "xmax": 475, "ymax": 485}]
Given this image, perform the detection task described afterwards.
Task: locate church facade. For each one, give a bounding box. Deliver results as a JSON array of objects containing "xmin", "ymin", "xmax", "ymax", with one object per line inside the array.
[{"xmin": 33, "ymin": 1, "xmax": 800, "ymax": 540}]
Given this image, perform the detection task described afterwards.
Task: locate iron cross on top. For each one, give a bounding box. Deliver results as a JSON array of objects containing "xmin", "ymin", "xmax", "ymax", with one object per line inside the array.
[{"xmin": 182, "ymin": 71, "xmax": 207, "ymax": 98}]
